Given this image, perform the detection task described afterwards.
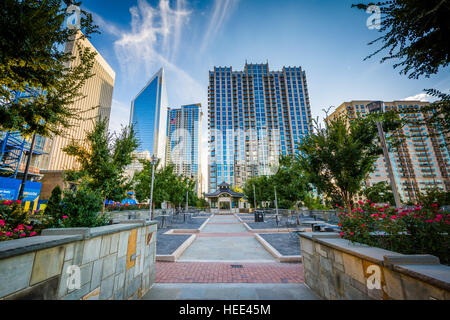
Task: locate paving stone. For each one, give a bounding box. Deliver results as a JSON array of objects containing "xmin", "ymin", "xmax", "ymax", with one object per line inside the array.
[
  {"xmin": 0, "ymin": 252, "xmax": 35, "ymax": 298},
  {"xmin": 110, "ymin": 233, "xmax": 119, "ymax": 254},
  {"xmin": 99, "ymin": 275, "xmax": 115, "ymax": 300},
  {"xmin": 80, "ymin": 262, "xmax": 93, "ymax": 286},
  {"xmin": 62, "ymin": 283, "xmax": 90, "ymax": 300},
  {"xmin": 116, "ymin": 255, "xmax": 126, "ymax": 274},
  {"xmin": 81, "ymin": 237, "xmax": 102, "ymax": 264},
  {"xmin": 4, "ymin": 276, "xmax": 60, "ymax": 300},
  {"xmin": 30, "ymin": 246, "xmax": 65, "ymax": 286},
  {"xmin": 90, "ymin": 259, "xmax": 103, "ymax": 291},
  {"xmin": 64, "ymin": 244, "xmax": 74, "ymax": 261},
  {"xmin": 100, "ymin": 236, "xmax": 111, "ymax": 258},
  {"xmin": 118, "ymin": 231, "xmax": 130, "ymax": 258},
  {"xmin": 102, "ymin": 254, "xmax": 117, "ymax": 279},
  {"xmin": 114, "ymin": 272, "xmax": 125, "ymax": 292},
  {"xmin": 342, "ymin": 252, "xmax": 365, "ymax": 284},
  {"xmin": 82, "ymin": 287, "xmax": 100, "ymax": 300}
]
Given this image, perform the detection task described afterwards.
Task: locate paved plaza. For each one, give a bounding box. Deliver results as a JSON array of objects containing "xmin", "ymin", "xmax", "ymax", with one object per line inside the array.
[{"xmin": 143, "ymin": 214, "xmax": 319, "ymax": 300}]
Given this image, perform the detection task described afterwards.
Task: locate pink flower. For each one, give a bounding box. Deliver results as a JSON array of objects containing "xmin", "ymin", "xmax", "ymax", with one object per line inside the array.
[
  {"xmin": 13, "ymin": 228, "xmax": 18, "ymax": 232},
  {"xmin": 26, "ymin": 226, "xmax": 32, "ymax": 230},
  {"xmin": 15, "ymin": 199, "xmax": 21, "ymax": 204},
  {"xmin": 379, "ymin": 208, "xmax": 384, "ymax": 212},
  {"xmin": 384, "ymin": 205, "xmax": 389, "ymax": 208},
  {"xmin": 414, "ymin": 207, "xmax": 421, "ymax": 210},
  {"xmin": 18, "ymin": 225, "xmax": 24, "ymax": 230},
  {"xmin": 432, "ymin": 203, "xmax": 439, "ymax": 207},
  {"xmin": 0, "ymin": 220, "xmax": 5, "ymax": 227},
  {"xmin": 370, "ymin": 214, "xmax": 379, "ymax": 217},
  {"xmin": 339, "ymin": 232, "xmax": 344, "ymax": 236},
  {"xmin": 358, "ymin": 201, "xmax": 364, "ymax": 205},
  {"xmin": 425, "ymin": 219, "xmax": 433, "ymax": 223},
  {"xmin": 5, "ymin": 232, "xmax": 13, "ymax": 236},
  {"xmin": 19, "ymin": 233, "xmax": 26, "ymax": 237},
  {"xmin": 29, "ymin": 232, "xmax": 37, "ymax": 237},
  {"xmin": 350, "ymin": 232, "xmax": 355, "ymax": 235},
  {"xmin": 62, "ymin": 216, "xmax": 68, "ymax": 219},
  {"xmin": 361, "ymin": 224, "xmax": 366, "ymax": 227},
  {"xmin": 381, "ymin": 214, "xmax": 387, "ymax": 218},
  {"xmin": 436, "ymin": 215, "xmax": 443, "ymax": 219}
]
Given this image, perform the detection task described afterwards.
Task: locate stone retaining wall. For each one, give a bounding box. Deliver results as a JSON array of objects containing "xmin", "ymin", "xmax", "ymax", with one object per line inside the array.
[
  {"xmin": 299, "ymin": 232, "xmax": 450, "ymax": 300},
  {"xmin": 0, "ymin": 221, "xmax": 157, "ymax": 300}
]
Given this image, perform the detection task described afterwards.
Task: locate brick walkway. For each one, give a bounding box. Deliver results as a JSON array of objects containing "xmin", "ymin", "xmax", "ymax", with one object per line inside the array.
[{"xmin": 156, "ymin": 261, "xmax": 304, "ymax": 283}]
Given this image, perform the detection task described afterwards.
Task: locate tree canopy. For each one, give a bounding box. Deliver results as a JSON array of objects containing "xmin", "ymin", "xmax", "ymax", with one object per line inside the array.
[
  {"xmin": 63, "ymin": 118, "xmax": 138, "ymax": 210},
  {"xmin": 0, "ymin": 0, "xmax": 99, "ymax": 136},
  {"xmin": 353, "ymin": 0, "xmax": 450, "ymax": 79}
]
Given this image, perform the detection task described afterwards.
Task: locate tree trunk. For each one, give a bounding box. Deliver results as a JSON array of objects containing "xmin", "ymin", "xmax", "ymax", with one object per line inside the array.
[{"xmin": 102, "ymin": 197, "xmax": 106, "ymax": 214}]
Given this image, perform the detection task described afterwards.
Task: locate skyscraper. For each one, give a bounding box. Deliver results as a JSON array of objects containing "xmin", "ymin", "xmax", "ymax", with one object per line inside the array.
[
  {"xmin": 165, "ymin": 104, "xmax": 203, "ymax": 194},
  {"xmin": 130, "ymin": 68, "xmax": 168, "ymax": 164},
  {"xmin": 40, "ymin": 31, "xmax": 116, "ymax": 198},
  {"xmin": 327, "ymin": 100, "xmax": 450, "ymax": 202},
  {"xmin": 208, "ymin": 62, "xmax": 313, "ymax": 192}
]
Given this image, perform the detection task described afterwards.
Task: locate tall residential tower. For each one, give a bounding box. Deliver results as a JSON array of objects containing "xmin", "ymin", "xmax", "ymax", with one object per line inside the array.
[
  {"xmin": 165, "ymin": 104, "xmax": 203, "ymax": 194},
  {"xmin": 208, "ymin": 62, "xmax": 313, "ymax": 192}
]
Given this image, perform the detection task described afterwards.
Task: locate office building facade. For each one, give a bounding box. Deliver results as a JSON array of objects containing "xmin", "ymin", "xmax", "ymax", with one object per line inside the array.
[
  {"xmin": 40, "ymin": 31, "xmax": 116, "ymax": 198},
  {"xmin": 165, "ymin": 104, "xmax": 203, "ymax": 194},
  {"xmin": 208, "ymin": 62, "xmax": 313, "ymax": 192},
  {"xmin": 327, "ymin": 100, "xmax": 450, "ymax": 202},
  {"xmin": 129, "ymin": 68, "xmax": 168, "ymax": 164}
]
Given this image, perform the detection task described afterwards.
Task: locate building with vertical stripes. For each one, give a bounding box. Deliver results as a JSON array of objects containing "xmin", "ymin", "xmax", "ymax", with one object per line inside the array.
[
  {"xmin": 327, "ymin": 100, "xmax": 450, "ymax": 203},
  {"xmin": 40, "ymin": 31, "xmax": 115, "ymax": 198},
  {"xmin": 208, "ymin": 62, "xmax": 313, "ymax": 192},
  {"xmin": 165, "ymin": 104, "xmax": 203, "ymax": 195}
]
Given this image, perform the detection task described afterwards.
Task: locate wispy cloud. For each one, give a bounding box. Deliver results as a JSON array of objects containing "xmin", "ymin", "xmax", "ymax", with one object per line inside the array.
[
  {"xmin": 200, "ymin": 0, "xmax": 240, "ymax": 53},
  {"xmin": 108, "ymin": 99, "xmax": 130, "ymax": 134},
  {"xmin": 402, "ymin": 93, "xmax": 434, "ymax": 102}
]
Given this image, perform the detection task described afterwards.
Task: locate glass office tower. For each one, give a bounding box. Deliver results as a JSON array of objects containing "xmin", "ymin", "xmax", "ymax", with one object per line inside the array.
[
  {"xmin": 130, "ymin": 68, "xmax": 168, "ymax": 164},
  {"xmin": 165, "ymin": 104, "xmax": 203, "ymax": 194},
  {"xmin": 208, "ymin": 62, "xmax": 313, "ymax": 192}
]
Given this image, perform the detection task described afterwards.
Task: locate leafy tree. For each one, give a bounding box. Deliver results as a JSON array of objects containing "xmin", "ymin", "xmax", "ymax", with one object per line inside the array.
[
  {"xmin": 43, "ymin": 185, "xmax": 63, "ymax": 223},
  {"xmin": 302, "ymin": 193, "xmax": 330, "ymax": 210},
  {"xmin": 63, "ymin": 119, "xmax": 138, "ymax": 212},
  {"xmin": 352, "ymin": 1, "xmax": 450, "ymax": 79},
  {"xmin": 243, "ymin": 175, "xmax": 272, "ymax": 209},
  {"xmin": 363, "ymin": 181, "xmax": 395, "ymax": 205},
  {"xmin": 297, "ymin": 116, "xmax": 382, "ymax": 214},
  {"xmin": 0, "ymin": 0, "xmax": 99, "ymax": 137}
]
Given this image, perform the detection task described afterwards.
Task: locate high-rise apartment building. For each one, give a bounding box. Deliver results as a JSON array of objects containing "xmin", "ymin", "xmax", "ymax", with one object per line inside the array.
[
  {"xmin": 165, "ymin": 104, "xmax": 203, "ymax": 194},
  {"xmin": 327, "ymin": 100, "xmax": 450, "ymax": 202},
  {"xmin": 208, "ymin": 62, "xmax": 313, "ymax": 192},
  {"xmin": 40, "ymin": 31, "xmax": 116, "ymax": 198},
  {"xmin": 129, "ymin": 68, "xmax": 168, "ymax": 164}
]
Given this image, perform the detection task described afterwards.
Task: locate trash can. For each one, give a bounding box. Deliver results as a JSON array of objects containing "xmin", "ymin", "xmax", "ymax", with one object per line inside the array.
[
  {"xmin": 313, "ymin": 224, "xmax": 322, "ymax": 232},
  {"xmin": 255, "ymin": 211, "xmax": 264, "ymax": 222}
]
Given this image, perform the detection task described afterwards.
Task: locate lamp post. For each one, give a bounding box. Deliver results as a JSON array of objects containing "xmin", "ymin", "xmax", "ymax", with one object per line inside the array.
[
  {"xmin": 149, "ymin": 155, "xmax": 157, "ymax": 220},
  {"xmin": 253, "ymin": 184, "xmax": 257, "ymax": 211},
  {"xmin": 274, "ymin": 185, "xmax": 279, "ymax": 216}
]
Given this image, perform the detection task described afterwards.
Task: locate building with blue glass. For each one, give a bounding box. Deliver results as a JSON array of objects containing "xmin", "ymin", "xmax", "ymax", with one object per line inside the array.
[
  {"xmin": 130, "ymin": 68, "xmax": 168, "ymax": 164},
  {"xmin": 165, "ymin": 104, "xmax": 203, "ymax": 194},
  {"xmin": 208, "ymin": 62, "xmax": 313, "ymax": 192}
]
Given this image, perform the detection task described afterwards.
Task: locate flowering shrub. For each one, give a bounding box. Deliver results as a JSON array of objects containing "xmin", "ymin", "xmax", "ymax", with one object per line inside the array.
[
  {"xmin": 338, "ymin": 200, "xmax": 450, "ymax": 265},
  {"xmin": 0, "ymin": 200, "xmax": 37, "ymax": 242}
]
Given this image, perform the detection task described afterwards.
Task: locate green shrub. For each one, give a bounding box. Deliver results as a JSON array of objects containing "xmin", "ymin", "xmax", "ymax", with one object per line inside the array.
[
  {"xmin": 42, "ymin": 185, "xmax": 63, "ymax": 225},
  {"xmin": 338, "ymin": 201, "xmax": 450, "ymax": 265},
  {"xmin": 48, "ymin": 188, "xmax": 110, "ymax": 228}
]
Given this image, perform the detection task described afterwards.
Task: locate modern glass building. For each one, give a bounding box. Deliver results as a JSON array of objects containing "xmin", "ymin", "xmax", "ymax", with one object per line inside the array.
[
  {"xmin": 130, "ymin": 68, "xmax": 168, "ymax": 164},
  {"xmin": 208, "ymin": 62, "xmax": 313, "ymax": 192},
  {"xmin": 165, "ymin": 104, "xmax": 203, "ymax": 194}
]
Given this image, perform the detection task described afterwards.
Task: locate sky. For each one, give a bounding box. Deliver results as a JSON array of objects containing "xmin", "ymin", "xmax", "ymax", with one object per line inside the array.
[{"xmin": 81, "ymin": 0, "xmax": 450, "ymax": 185}]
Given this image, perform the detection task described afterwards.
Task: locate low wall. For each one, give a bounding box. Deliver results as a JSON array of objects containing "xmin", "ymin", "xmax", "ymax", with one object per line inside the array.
[
  {"xmin": 299, "ymin": 232, "xmax": 450, "ymax": 300},
  {"xmin": 0, "ymin": 220, "xmax": 157, "ymax": 300}
]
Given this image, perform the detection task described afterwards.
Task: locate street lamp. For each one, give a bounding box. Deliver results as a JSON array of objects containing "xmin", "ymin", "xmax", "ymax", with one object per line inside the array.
[
  {"xmin": 149, "ymin": 155, "xmax": 158, "ymax": 220},
  {"xmin": 253, "ymin": 184, "xmax": 257, "ymax": 211}
]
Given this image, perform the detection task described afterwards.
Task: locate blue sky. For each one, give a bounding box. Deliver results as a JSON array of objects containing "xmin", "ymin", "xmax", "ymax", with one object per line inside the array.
[{"xmin": 81, "ymin": 0, "xmax": 449, "ymax": 176}]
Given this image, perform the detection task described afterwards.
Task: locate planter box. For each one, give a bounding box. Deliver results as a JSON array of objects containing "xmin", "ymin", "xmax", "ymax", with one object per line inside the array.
[
  {"xmin": 0, "ymin": 220, "xmax": 157, "ymax": 300},
  {"xmin": 299, "ymin": 232, "xmax": 450, "ymax": 300}
]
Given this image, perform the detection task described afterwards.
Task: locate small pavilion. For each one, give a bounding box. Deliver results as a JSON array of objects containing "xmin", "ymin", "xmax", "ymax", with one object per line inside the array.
[{"xmin": 205, "ymin": 182, "xmax": 245, "ymax": 214}]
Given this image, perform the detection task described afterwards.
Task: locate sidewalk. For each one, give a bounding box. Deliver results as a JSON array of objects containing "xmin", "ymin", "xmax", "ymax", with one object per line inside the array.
[{"xmin": 142, "ymin": 213, "xmax": 320, "ymax": 300}]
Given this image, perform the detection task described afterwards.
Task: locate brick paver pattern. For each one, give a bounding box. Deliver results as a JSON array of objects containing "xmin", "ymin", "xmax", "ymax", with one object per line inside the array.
[
  {"xmin": 156, "ymin": 262, "xmax": 304, "ymax": 283},
  {"xmin": 156, "ymin": 213, "xmax": 305, "ymax": 284}
]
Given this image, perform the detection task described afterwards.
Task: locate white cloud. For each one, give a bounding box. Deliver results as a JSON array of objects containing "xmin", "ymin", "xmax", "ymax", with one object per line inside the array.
[
  {"xmin": 402, "ymin": 93, "xmax": 434, "ymax": 102},
  {"xmin": 200, "ymin": 0, "xmax": 240, "ymax": 53},
  {"xmin": 108, "ymin": 99, "xmax": 130, "ymax": 134}
]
